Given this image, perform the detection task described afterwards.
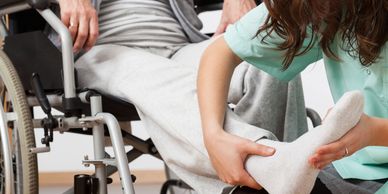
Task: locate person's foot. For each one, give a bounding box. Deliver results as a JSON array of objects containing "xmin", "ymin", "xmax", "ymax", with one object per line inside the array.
[{"xmin": 245, "ymin": 91, "xmax": 364, "ymax": 194}]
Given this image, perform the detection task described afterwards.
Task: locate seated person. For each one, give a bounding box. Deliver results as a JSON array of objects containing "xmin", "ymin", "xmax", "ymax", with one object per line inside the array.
[{"xmin": 53, "ymin": 0, "xmax": 357, "ymax": 193}]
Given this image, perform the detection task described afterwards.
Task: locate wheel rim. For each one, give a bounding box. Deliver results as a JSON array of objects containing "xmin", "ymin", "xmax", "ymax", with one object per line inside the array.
[
  {"xmin": 0, "ymin": 90, "xmax": 23, "ymax": 194},
  {"xmin": 0, "ymin": 50, "xmax": 38, "ymax": 194}
]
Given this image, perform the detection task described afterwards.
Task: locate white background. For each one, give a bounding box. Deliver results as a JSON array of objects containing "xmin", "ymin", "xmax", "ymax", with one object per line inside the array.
[{"xmin": 36, "ymin": 10, "xmax": 334, "ymax": 173}]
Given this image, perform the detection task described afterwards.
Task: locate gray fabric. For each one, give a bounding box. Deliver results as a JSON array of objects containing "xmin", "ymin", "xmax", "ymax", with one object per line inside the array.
[
  {"xmin": 75, "ymin": 38, "xmax": 308, "ymax": 193},
  {"xmin": 318, "ymin": 164, "xmax": 384, "ymax": 194},
  {"xmin": 92, "ymin": 0, "xmax": 208, "ymax": 43},
  {"xmin": 229, "ymin": 66, "xmax": 307, "ymax": 142},
  {"xmin": 48, "ymin": 0, "xmax": 206, "ymax": 50},
  {"xmin": 96, "ymin": 0, "xmax": 190, "ymax": 52},
  {"xmin": 168, "ymin": 0, "xmax": 209, "ymax": 43}
]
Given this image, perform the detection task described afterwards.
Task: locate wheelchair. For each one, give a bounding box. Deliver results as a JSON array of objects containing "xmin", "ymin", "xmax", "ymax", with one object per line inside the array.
[{"xmin": 0, "ymin": 0, "xmax": 322, "ymax": 193}]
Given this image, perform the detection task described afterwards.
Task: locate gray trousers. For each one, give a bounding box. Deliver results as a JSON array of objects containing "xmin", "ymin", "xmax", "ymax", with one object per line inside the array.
[{"xmin": 75, "ymin": 38, "xmax": 308, "ymax": 193}]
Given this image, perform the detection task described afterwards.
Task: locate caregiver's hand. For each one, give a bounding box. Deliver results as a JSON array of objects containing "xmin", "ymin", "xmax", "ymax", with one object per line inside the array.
[
  {"xmin": 58, "ymin": 0, "xmax": 99, "ymax": 52},
  {"xmin": 204, "ymin": 129, "xmax": 275, "ymax": 189},
  {"xmin": 214, "ymin": 0, "xmax": 257, "ymax": 36},
  {"xmin": 309, "ymin": 114, "xmax": 376, "ymax": 169}
]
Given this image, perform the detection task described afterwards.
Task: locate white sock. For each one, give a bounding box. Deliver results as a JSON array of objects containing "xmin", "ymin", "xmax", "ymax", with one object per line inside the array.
[{"xmin": 245, "ymin": 91, "xmax": 364, "ymax": 194}]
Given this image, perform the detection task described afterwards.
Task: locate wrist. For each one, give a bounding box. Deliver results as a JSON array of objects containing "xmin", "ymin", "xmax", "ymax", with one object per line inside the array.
[
  {"xmin": 203, "ymin": 125, "xmax": 224, "ymax": 143},
  {"xmin": 370, "ymin": 116, "xmax": 388, "ymax": 146}
]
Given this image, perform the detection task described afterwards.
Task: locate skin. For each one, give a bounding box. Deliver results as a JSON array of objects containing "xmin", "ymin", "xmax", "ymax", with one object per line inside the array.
[
  {"xmin": 198, "ymin": 36, "xmax": 275, "ymax": 190},
  {"xmin": 309, "ymin": 114, "xmax": 388, "ymax": 169},
  {"xmin": 58, "ymin": 0, "xmax": 99, "ymax": 52},
  {"xmin": 214, "ymin": 0, "xmax": 257, "ymax": 37},
  {"xmin": 199, "ymin": 36, "xmax": 388, "ymax": 189}
]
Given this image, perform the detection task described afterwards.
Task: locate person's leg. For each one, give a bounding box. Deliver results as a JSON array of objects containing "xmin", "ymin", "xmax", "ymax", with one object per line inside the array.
[
  {"xmin": 76, "ymin": 44, "xmax": 277, "ymax": 194},
  {"xmin": 77, "ymin": 43, "xmax": 363, "ymax": 194},
  {"xmin": 172, "ymin": 38, "xmax": 308, "ymax": 142}
]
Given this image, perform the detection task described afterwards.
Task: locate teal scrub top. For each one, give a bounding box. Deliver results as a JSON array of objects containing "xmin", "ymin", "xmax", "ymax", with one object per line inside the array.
[{"xmin": 224, "ymin": 3, "xmax": 388, "ymax": 191}]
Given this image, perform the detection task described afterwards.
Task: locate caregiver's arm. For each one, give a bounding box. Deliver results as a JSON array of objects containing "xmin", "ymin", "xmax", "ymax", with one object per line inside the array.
[
  {"xmin": 310, "ymin": 114, "xmax": 388, "ymax": 169},
  {"xmin": 198, "ymin": 36, "xmax": 275, "ymax": 189}
]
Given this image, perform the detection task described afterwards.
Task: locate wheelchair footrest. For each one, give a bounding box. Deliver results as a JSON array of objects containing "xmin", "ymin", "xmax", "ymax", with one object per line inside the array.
[{"xmin": 82, "ymin": 155, "xmax": 116, "ymax": 167}]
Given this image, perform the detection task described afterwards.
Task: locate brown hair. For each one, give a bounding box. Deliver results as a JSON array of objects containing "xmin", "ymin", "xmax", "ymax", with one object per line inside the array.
[{"xmin": 259, "ymin": 0, "xmax": 388, "ymax": 69}]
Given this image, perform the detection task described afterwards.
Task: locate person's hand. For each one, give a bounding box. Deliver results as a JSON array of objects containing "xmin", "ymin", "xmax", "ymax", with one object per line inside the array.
[
  {"xmin": 58, "ymin": 0, "xmax": 99, "ymax": 52},
  {"xmin": 308, "ymin": 114, "xmax": 375, "ymax": 169},
  {"xmin": 214, "ymin": 0, "xmax": 257, "ymax": 37},
  {"xmin": 204, "ymin": 129, "xmax": 275, "ymax": 189}
]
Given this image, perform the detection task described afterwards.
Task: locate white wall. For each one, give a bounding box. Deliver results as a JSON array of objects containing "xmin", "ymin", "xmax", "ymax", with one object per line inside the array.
[{"xmin": 37, "ymin": 10, "xmax": 334, "ymax": 173}]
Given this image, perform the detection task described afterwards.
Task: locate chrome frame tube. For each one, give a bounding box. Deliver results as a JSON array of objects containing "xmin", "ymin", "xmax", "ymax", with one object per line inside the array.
[
  {"xmin": 0, "ymin": 3, "xmax": 30, "ymax": 17},
  {"xmin": 37, "ymin": 9, "xmax": 76, "ymax": 98},
  {"xmin": 0, "ymin": 102, "xmax": 14, "ymax": 194},
  {"xmin": 96, "ymin": 112, "xmax": 134, "ymax": 194},
  {"xmin": 90, "ymin": 96, "xmax": 107, "ymax": 194},
  {"xmin": 27, "ymin": 95, "xmax": 62, "ymax": 108}
]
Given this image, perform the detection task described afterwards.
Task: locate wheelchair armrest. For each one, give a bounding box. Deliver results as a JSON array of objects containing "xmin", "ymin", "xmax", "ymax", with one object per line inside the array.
[
  {"xmin": 306, "ymin": 108, "xmax": 322, "ymax": 127},
  {"xmin": 27, "ymin": 0, "xmax": 50, "ymax": 10}
]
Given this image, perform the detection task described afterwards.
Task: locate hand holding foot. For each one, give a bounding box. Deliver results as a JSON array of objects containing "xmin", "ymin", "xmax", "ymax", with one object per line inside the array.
[
  {"xmin": 309, "ymin": 113, "xmax": 376, "ymax": 169},
  {"xmin": 205, "ymin": 130, "xmax": 275, "ymax": 189},
  {"xmin": 245, "ymin": 91, "xmax": 364, "ymax": 194}
]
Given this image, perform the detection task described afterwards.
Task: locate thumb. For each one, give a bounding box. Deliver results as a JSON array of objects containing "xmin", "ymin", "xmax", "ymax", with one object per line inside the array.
[
  {"xmin": 213, "ymin": 22, "xmax": 227, "ymax": 37},
  {"xmin": 246, "ymin": 142, "xmax": 275, "ymax": 156}
]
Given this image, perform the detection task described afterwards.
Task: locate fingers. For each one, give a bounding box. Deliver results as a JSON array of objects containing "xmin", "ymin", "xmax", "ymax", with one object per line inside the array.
[
  {"xmin": 61, "ymin": 9, "xmax": 71, "ymax": 27},
  {"xmin": 316, "ymin": 140, "xmax": 345, "ymax": 155},
  {"xmin": 84, "ymin": 11, "xmax": 99, "ymax": 51},
  {"xmin": 59, "ymin": 0, "xmax": 99, "ymax": 53},
  {"xmin": 309, "ymin": 153, "xmax": 342, "ymax": 169},
  {"xmin": 246, "ymin": 142, "xmax": 275, "ymax": 156},
  {"xmin": 309, "ymin": 137, "xmax": 355, "ymax": 169},
  {"xmin": 213, "ymin": 22, "xmax": 227, "ymax": 37},
  {"xmin": 73, "ymin": 15, "xmax": 89, "ymax": 52},
  {"xmin": 69, "ymin": 17, "xmax": 79, "ymax": 41}
]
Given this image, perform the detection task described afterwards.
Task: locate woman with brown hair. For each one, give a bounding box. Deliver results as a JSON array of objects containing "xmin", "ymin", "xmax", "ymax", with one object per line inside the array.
[{"xmin": 198, "ymin": 0, "xmax": 388, "ymax": 193}]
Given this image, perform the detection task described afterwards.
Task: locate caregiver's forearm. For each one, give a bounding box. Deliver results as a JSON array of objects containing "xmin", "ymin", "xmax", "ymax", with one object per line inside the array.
[
  {"xmin": 197, "ymin": 36, "xmax": 242, "ymax": 136},
  {"xmin": 370, "ymin": 117, "xmax": 388, "ymax": 147}
]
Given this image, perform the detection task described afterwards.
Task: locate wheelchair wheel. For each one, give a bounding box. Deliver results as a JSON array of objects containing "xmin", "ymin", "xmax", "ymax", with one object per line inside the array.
[{"xmin": 0, "ymin": 50, "xmax": 38, "ymax": 194}]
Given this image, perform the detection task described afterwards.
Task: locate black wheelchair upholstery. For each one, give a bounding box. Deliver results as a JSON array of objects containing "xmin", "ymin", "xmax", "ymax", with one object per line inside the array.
[
  {"xmin": 4, "ymin": 18, "xmax": 140, "ymax": 122},
  {"xmin": 4, "ymin": 33, "xmax": 141, "ymax": 122}
]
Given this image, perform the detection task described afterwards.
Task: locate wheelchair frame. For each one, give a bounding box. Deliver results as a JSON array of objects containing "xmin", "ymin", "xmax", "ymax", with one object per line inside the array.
[{"xmin": 0, "ymin": 1, "xmax": 138, "ymax": 194}]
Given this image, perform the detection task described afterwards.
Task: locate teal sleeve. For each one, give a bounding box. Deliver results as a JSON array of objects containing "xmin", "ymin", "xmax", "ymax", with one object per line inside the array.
[{"xmin": 224, "ymin": 4, "xmax": 323, "ymax": 81}]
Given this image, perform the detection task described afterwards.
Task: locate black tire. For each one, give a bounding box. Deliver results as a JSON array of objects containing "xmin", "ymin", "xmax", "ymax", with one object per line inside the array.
[{"xmin": 0, "ymin": 50, "xmax": 38, "ymax": 194}]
